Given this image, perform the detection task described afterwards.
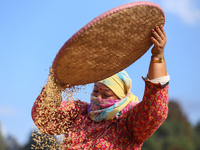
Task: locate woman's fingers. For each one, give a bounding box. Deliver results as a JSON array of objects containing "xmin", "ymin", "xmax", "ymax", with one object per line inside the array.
[
  {"xmin": 160, "ymin": 26, "xmax": 166, "ymax": 37},
  {"xmin": 151, "ymin": 36, "xmax": 159, "ymax": 46},
  {"xmin": 152, "ymin": 26, "xmax": 166, "ymax": 44},
  {"xmin": 151, "ymin": 26, "xmax": 167, "ymax": 57},
  {"xmin": 152, "ymin": 26, "xmax": 167, "ymax": 46},
  {"xmin": 156, "ymin": 26, "xmax": 165, "ymax": 40}
]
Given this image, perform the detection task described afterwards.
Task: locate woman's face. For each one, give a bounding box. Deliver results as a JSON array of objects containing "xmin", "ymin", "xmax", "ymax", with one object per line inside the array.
[{"xmin": 92, "ymin": 82, "xmax": 118, "ymax": 99}]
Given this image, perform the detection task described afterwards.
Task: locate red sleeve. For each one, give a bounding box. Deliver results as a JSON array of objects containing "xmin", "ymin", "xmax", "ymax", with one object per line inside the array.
[
  {"xmin": 31, "ymin": 88, "xmax": 88, "ymax": 135},
  {"xmin": 127, "ymin": 81, "xmax": 169, "ymax": 145}
]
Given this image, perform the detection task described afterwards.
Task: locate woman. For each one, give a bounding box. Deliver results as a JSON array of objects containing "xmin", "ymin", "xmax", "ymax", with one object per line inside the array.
[{"xmin": 32, "ymin": 26, "xmax": 170, "ymax": 149}]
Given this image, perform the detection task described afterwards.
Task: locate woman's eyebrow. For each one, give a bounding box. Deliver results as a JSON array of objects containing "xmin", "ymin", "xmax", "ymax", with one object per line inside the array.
[{"xmin": 103, "ymin": 88, "xmax": 111, "ymax": 91}]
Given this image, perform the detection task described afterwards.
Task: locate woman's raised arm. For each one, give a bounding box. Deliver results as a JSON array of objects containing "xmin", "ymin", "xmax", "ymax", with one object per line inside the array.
[{"xmin": 147, "ymin": 26, "xmax": 168, "ymax": 80}]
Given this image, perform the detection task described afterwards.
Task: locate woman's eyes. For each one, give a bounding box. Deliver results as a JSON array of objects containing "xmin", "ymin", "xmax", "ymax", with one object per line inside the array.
[
  {"xmin": 93, "ymin": 90, "xmax": 111, "ymax": 98},
  {"xmin": 104, "ymin": 94, "xmax": 111, "ymax": 98}
]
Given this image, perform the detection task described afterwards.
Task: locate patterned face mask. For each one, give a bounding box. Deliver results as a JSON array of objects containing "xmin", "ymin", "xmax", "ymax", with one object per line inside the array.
[{"xmin": 87, "ymin": 70, "xmax": 139, "ymax": 122}]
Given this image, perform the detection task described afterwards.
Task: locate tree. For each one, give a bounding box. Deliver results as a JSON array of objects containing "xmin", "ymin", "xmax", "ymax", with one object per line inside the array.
[
  {"xmin": 0, "ymin": 132, "xmax": 8, "ymax": 150},
  {"xmin": 0, "ymin": 122, "xmax": 8, "ymax": 150},
  {"xmin": 5, "ymin": 135, "xmax": 22, "ymax": 150},
  {"xmin": 194, "ymin": 121, "xmax": 200, "ymax": 150},
  {"xmin": 142, "ymin": 100, "xmax": 197, "ymax": 150}
]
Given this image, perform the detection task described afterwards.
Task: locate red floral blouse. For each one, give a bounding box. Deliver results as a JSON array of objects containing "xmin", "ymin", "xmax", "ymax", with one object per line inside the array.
[{"xmin": 32, "ymin": 80, "xmax": 169, "ymax": 150}]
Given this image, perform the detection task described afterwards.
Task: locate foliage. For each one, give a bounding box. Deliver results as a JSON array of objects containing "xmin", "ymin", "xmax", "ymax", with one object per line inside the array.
[
  {"xmin": 0, "ymin": 129, "xmax": 8, "ymax": 150},
  {"xmin": 193, "ymin": 121, "xmax": 200, "ymax": 150},
  {"xmin": 142, "ymin": 100, "xmax": 200, "ymax": 150},
  {"xmin": 6, "ymin": 135, "xmax": 22, "ymax": 150}
]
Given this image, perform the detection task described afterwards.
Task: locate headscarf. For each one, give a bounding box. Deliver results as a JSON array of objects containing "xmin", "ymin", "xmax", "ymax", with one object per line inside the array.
[{"xmin": 87, "ymin": 70, "xmax": 139, "ymax": 122}]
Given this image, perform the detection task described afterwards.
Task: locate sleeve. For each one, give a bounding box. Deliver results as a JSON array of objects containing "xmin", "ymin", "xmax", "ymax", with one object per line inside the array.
[
  {"xmin": 144, "ymin": 74, "xmax": 170, "ymax": 86},
  {"xmin": 127, "ymin": 80, "xmax": 169, "ymax": 145},
  {"xmin": 31, "ymin": 87, "xmax": 88, "ymax": 135}
]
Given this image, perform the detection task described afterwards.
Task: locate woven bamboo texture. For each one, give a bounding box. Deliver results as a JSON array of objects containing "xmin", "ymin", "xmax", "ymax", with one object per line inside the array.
[{"xmin": 52, "ymin": 1, "xmax": 165, "ymax": 85}]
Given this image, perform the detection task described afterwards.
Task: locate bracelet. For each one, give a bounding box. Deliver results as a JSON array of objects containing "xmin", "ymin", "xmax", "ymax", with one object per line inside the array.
[{"xmin": 151, "ymin": 56, "xmax": 165, "ymax": 63}]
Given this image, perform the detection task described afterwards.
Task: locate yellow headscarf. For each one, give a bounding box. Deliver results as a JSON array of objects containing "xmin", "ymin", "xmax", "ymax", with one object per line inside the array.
[{"xmin": 88, "ymin": 70, "xmax": 139, "ymax": 122}]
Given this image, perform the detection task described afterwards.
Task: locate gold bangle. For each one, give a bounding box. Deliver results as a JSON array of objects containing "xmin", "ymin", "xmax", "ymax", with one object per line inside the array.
[{"xmin": 151, "ymin": 56, "xmax": 165, "ymax": 63}]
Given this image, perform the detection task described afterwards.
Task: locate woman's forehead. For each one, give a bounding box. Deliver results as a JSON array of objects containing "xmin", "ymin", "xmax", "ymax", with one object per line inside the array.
[{"xmin": 94, "ymin": 82, "xmax": 111, "ymax": 91}]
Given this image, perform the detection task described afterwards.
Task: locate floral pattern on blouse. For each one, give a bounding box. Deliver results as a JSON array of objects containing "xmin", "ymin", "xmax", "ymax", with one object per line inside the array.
[{"xmin": 32, "ymin": 81, "xmax": 169, "ymax": 150}]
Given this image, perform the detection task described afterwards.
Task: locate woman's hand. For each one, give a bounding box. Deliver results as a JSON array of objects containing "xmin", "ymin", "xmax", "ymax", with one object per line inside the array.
[
  {"xmin": 147, "ymin": 26, "xmax": 168, "ymax": 80},
  {"xmin": 151, "ymin": 26, "xmax": 167, "ymax": 58}
]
